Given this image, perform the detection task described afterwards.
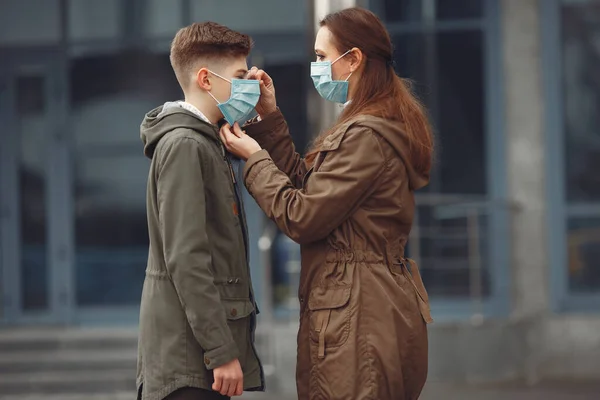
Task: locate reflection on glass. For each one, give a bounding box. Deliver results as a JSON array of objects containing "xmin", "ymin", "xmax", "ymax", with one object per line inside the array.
[
  {"xmin": 17, "ymin": 75, "xmax": 48, "ymax": 311},
  {"xmin": 567, "ymin": 217, "xmax": 600, "ymax": 292},
  {"xmin": 562, "ymin": 4, "xmax": 600, "ymax": 202}
]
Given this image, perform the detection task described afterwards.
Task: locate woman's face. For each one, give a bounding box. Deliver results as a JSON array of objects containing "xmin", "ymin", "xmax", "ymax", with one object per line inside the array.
[{"xmin": 314, "ymin": 27, "xmax": 353, "ymax": 82}]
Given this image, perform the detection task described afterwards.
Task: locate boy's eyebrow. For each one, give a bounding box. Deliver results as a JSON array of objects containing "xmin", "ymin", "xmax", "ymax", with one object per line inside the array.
[{"xmin": 236, "ymin": 68, "xmax": 248, "ymax": 75}]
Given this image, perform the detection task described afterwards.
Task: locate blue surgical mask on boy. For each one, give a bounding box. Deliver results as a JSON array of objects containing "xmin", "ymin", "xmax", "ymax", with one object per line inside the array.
[
  {"xmin": 207, "ymin": 71, "xmax": 260, "ymax": 126},
  {"xmin": 311, "ymin": 49, "xmax": 353, "ymax": 104}
]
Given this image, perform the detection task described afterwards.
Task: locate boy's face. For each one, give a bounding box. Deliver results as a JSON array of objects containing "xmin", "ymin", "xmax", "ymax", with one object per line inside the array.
[{"xmin": 209, "ymin": 56, "xmax": 250, "ymax": 104}]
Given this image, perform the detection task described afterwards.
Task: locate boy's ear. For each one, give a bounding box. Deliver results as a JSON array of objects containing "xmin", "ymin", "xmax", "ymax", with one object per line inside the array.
[{"xmin": 196, "ymin": 68, "xmax": 211, "ymax": 90}]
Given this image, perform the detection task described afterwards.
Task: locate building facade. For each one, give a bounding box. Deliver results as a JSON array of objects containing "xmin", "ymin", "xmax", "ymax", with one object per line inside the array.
[{"xmin": 0, "ymin": 0, "xmax": 599, "ymax": 383}]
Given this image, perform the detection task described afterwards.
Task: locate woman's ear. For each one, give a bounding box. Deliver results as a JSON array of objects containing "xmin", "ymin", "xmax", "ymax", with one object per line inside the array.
[
  {"xmin": 348, "ymin": 47, "xmax": 364, "ymax": 73},
  {"xmin": 196, "ymin": 68, "xmax": 211, "ymax": 90}
]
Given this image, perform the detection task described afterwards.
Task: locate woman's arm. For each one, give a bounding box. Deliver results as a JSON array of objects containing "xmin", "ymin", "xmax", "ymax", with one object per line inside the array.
[
  {"xmin": 243, "ymin": 67, "xmax": 309, "ymax": 187},
  {"xmin": 242, "ymin": 127, "xmax": 386, "ymax": 244},
  {"xmin": 244, "ymin": 109, "xmax": 308, "ymax": 188}
]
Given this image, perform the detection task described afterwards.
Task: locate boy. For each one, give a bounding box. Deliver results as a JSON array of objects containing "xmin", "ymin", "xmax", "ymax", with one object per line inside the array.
[{"xmin": 137, "ymin": 22, "xmax": 264, "ymax": 400}]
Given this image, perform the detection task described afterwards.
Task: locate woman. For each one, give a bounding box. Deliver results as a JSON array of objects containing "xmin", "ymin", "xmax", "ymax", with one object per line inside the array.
[{"xmin": 220, "ymin": 7, "xmax": 434, "ymax": 400}]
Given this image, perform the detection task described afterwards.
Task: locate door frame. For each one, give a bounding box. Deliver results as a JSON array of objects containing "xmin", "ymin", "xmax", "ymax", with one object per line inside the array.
[{"xmin": 0, "ymin": 48, "xmax": 73, "ymax": 325}]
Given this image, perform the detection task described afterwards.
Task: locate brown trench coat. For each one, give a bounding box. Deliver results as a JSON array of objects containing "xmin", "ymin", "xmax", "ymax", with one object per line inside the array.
[{"xmin": 243, "ymin": 109, "xmax": 433, "ymax": 400}]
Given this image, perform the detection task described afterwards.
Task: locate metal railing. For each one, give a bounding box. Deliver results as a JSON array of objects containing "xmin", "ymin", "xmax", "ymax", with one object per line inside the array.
[{"xmin": 411, "ymin": 194, "xmax": 519, "ymax": 324}]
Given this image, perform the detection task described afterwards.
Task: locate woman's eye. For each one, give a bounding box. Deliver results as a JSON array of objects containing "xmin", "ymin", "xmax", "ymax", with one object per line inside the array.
[{"xmin": 316, "ymin": 55, "xmax": 324, "ymax": 61}]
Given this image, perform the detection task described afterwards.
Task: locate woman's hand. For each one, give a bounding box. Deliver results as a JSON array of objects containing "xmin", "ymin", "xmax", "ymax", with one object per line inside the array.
[
  {"xmin": 246, "ymin": 67, "xmax": 277, "ymax": 118},
  {"xmin": 220, "ymin": 122, "xmax": 262, "ymax": 161}
]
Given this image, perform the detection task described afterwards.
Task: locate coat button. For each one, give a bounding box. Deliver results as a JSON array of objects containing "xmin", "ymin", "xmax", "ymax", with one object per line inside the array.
[
  {"xmin": 231, "ymin": 308, "xmax": 238, "ymax": 317},
  {"xmin": 299, "ymin": 296, "xmax": 304, "ymax": 304},
  {"xmin": 204, "ymin": 356, "xmax": 210, "ymax": 365},
  {"xmin": 227, "ymin": 278, "xmax": 234, "ymax": 284},
  {"xmin": 234, "ymin": 278, "xmax": 240, "ymax": 284}
]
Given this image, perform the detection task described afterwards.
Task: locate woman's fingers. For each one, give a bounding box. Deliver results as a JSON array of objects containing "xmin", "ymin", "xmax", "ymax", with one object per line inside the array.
[
  {"xmin": 219, "ymin": 126, "xmax": 234, "ymax": 150},
  {"xmin": 255, "ymin": 69, "xmax": 273, "ymax": 86},
  {"xmin": 232, "ymin": 122, "xmax": 245, "ymax": 138},
  {"xmin": 246, "ymin": 66, "xmax": 259, "ymax": 80}
]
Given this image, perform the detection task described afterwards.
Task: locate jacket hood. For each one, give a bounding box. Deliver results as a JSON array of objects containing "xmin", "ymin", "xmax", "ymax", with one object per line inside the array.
[
  {"xmin": 140, "ymin": 102, "xmax": 219, "ymax": 159},
  {"xmin": 350, "ymin": 115, "xmax": 430, "ymax": 190}
]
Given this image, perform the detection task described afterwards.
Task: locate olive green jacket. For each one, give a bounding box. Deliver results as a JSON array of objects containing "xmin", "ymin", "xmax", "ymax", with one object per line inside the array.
[{"xmin": 137, "ymin": 103, "xmax": 264, "ymax": 400}]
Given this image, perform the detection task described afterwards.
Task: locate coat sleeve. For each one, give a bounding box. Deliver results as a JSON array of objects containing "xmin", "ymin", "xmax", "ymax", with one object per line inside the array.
[
  {"xmin": 243, "ymin": 127, "xmax": 386, "ymax": 244},
  {"xmin": 157, "ymin": 136, "xmax": 238, "ymax": 370},
  {"xmin": 243, "ymin": 109, "xmax": 308, "ymax": 188}
]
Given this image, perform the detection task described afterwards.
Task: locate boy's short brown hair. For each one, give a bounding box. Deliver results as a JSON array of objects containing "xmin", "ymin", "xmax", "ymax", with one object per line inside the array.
[{"xmin": 170, "ymin": 22, "xmax": 253, "ymax": 88}]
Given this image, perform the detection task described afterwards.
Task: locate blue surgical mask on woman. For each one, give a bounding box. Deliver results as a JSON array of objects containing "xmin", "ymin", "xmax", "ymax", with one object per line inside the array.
[
  {"xmin": 207, "ymin": 71, "xmax": 260, "ymax": 125},
  {"xmin": 311, "ymin": 49, "xmax": 353, "ymax": 103}
]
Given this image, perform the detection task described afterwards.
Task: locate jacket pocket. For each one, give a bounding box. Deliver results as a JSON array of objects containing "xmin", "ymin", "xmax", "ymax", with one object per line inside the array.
[
  {"xmin": 222, "ymin": 298, "xmax": 255, "ymax": 320},
  {"xmin": 308, "ymin": 286, "xmax": 352, "ymax": 359},
  {"xmin": 215, "ymin": 276, "xmax": 246, "ymax": 300}
]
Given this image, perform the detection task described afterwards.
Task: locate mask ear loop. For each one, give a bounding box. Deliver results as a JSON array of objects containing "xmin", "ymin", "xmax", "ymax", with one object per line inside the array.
[
  {"xmin": 332, "ymin": 49, "xmax": 353, "ymax": 65},
  {"xmin": 202, "ymin": 70, "xmax": 231, "ymax": 105},
  {"xmin": 208, "ymin": 70, "xmax": 232, "ymax": 84},
  {"xmin": 332, "ymin": 49, "xmax": 355, "ymax": 82},
  {"xmin": 207, "ymin": 90, "xmax": 221, "ymax": 105}
]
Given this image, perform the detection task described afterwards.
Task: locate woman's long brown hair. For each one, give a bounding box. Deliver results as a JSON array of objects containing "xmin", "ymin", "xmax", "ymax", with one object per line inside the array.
[{"xmin": 306, "ymin": 7, "xmax": 433, "ymax": 176}]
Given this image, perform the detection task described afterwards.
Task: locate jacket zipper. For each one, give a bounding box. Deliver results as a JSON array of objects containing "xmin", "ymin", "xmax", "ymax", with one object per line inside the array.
[{"xmin": 221, "ymin": 146, "xmax": 266, "ymax": 388}]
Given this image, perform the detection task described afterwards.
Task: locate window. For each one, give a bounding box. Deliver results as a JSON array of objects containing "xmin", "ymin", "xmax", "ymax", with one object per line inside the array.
[
  {"xmin": 380, "ymin": 0, "xmax": 504, "ymax": 308},
  {"xmin": 383, "ymin": 0, "xmax": 483, "ymax": 23},
  {"xmin": 0, "ymin": 0, "xmax": 60, "ymax": 45},
  {"xmin": 70, "ymin": 51, "xmax": 178, "ymax": 307},
  {"xmin": 560, "ymin": 0, "xmax": 600, "ymax": 295},
  {"xmin": 17, "ymin": 75, "xmax": 49, "ymax": 311}
]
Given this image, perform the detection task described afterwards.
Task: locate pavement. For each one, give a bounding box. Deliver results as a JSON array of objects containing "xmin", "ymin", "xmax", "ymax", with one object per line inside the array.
[
  {"xmin": 1, "ymin": 325, "xmax": 598, "ymax": 399},
  {"xmin": 2, "ymin": 380, "xmax": 599, "ymax": 400}
]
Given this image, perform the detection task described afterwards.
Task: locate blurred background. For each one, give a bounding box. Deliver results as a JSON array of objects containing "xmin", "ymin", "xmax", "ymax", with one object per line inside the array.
[{"xmin": 1, "ymin": 0, "xmax": 600, "ymax": 399}]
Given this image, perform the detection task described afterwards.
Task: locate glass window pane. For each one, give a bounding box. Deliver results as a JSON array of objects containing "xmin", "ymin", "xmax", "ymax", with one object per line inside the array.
[
  {"xmin": 384, "ymin": 0, "xmax": 424, "ymax": 23},
  {"xmin": 436, "ymin": 0, "xmax": 483, "ymax": 20},
  {"xmin": 258, "ymin": 63, "xmax": 308, "ymax": 151},
  {"xmin": 191, "ymin": 0, "xmax": 304, "ymax": 32},
  {"xmin": 144, "ymin": 0, "xmax": 182, "ymax": 38},
  {"xmin": 74, "ymin": 154, "xmax": 149, "ymax": 307},
  {"xmin": 561, "ymin": 3, "xmax": 600, "ymax": 202},
  {"xmin": 17, "ymin": 75, "xmax": 49, "ymax": 311},
  {"xmin": 70, "ymin": 51, "xmax": 175, "ymax": 307},
  {"xmin": 0, "ymin": 0, "xmax": 60, "ymax": 45},
  {"xmin": 69, "ymin": 0, "xmax": 122, "ymax": 41},
  {"xmin": 392, "ymin": 31, "xmax": 486, "ymax": 194},
  {"xmin": 391, "ymin": 29, "xmax": 487, "ymax": 300},
  {"xmin": 437, "ymin": 31, "xmax": 486, "ymax": 194},
  {"xmin": 567, "ymin": 217, "xmax": 600, "ymax": 293}
]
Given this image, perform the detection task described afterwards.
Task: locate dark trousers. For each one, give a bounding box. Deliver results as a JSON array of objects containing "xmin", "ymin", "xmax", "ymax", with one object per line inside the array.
[{"xmin": 164, "ymin": 387, "xmax": 230, "ymax": 400}]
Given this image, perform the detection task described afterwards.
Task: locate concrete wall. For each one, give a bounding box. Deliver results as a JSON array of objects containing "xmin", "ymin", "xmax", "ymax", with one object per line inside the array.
[{"xmin": 502, "ymin": 0, "xmax": 549, "ymax": 384}]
